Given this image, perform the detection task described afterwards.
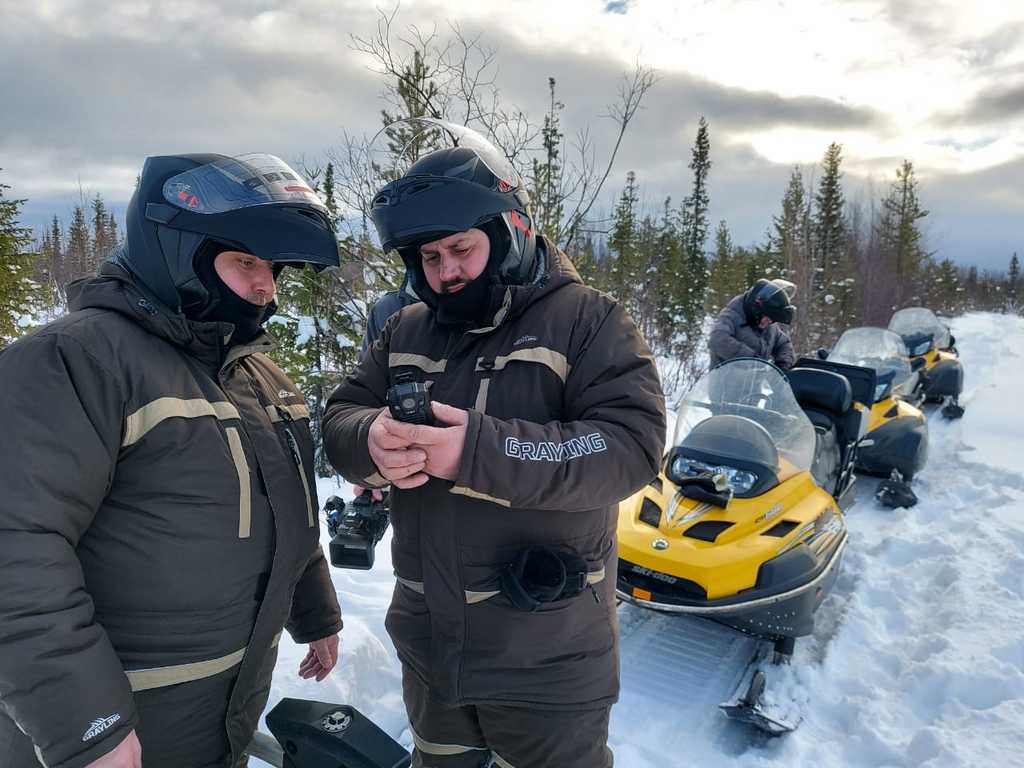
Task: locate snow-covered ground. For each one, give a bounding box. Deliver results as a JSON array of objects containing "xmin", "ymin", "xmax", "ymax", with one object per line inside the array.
[{"xmin": 259, "ymin": 312, "xmax": 1024, "ymax": 767}]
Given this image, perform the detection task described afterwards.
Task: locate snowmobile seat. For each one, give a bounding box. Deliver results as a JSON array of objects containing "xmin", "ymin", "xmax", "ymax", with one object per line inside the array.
[{"xmin": 788, "ymin": 368, "xmax": 855, "ymax": 494}]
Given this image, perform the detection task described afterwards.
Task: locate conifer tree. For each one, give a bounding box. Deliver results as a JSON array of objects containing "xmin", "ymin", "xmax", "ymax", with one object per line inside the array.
[
  {"xmin": 531, "ymin": 78, "xmax": 565, "ymax": 240},
  {"xmin": 65, "ymin": 205, "xmax": 92, "ymax": 282},
  {"xmin": 810, "ymin": 143, "xmax": 849, "ymax": 346},
  {"xmin": 770, "ymin": 167, "xmax": 814, "ymax": 348},
  {"xmin": 606, "ymin": 170, "xmax": 640, "ymax": 312},
  {"xmin": 879, "ymin": 160, "xmax": 929, "ymax": 310},
  {"xmin": 706, "ymin": 219, "xmax": 743, "ymax": 313},
  {"xmin": 90, "ymin": 195, "xmax": 113, "ymax": 270},
  {"xmin": 0, "ymin": 173, "xmax": 44, "ymax": 344},
  {"xmin": 1007, "ymin": 252, "xmax": 1020, "ymax": 313},
  {"xmin": 667, "ymin": 116, "xmax": 712, "ymax": 354}
]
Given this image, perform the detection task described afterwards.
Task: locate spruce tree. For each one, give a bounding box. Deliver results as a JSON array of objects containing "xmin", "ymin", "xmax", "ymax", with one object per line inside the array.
[
  {"xmin": 706, "ymin": 219, "xmax": 741, "ymax": 313},
  {"xmin": 1007, "ymin": 252, "xmax": 1020, "ymax": 313},
  {"xmin": 90, "ymin": 195, "xmax": 112, "ymax": 270},
  {"xmin": 531, "ymin": 77, "xmax": 565, "ymax": 240},
  {"xmin": 879, "ymin": 160, "xmax": 929, "ymax": 309},
  {"xmin": 810, "ymin": 143, "xmax": 849, "ymax": 346},
  {"xmin": 669, "ymin": 116, "xmax": 712, "ymax": 354},
  {"xmin": 607, "ymin": 170, "xmax": 640, "ymax": 312},
  {"xmin": 65, "ymin": 205, "xmax": 92, "ymax": 282},
  {"xmin": 0, "ymin": 173, "xmax": 44, "ymax": 344}
]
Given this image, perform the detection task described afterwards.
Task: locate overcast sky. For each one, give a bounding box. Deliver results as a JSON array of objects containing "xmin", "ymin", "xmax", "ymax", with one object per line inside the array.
[{"xmin": 3, "ymin": 0, "xmax": 1022, "ymax": 271}]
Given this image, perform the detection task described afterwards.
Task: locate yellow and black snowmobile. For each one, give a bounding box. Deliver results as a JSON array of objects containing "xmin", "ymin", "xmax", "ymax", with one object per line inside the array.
[
  {"xmin": 617, "ymin": 357, "xmax": 873, "ymax": 733},
  {"xmin": 888, "ymin": 307, "xmax": 964, "ymax": 419},
  {"xmin": 818, "ymin": 326, "xmax": 928, "ymax": 507}
]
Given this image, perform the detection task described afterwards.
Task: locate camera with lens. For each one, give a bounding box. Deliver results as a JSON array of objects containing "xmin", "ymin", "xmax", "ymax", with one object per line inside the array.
[
  {"xmin": 325, "ymin": 492, "xmax": 391, "ymax": 570},
  {"xmin": 386, "ymin": 373, "xmax": 434, "ymax": 425}
]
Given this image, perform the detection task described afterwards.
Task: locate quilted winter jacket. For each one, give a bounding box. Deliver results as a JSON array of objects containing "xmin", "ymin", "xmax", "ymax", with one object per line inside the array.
[
  {"xmin": 323, "ymin": 243, "xmax": 665, "ymax": 710},
  {"xmin": 0, "ymin": 263, "xmax": 342, "ymax": 768},
  {"xmin": 708, "ymin": 293, "xmax": 796, "ymax": 369}
]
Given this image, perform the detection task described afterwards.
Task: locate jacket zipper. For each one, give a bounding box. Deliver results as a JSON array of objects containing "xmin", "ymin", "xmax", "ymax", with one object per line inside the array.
[{"xmin": 279, "ymin": 413, "xmax": 315, "ymax": 528}]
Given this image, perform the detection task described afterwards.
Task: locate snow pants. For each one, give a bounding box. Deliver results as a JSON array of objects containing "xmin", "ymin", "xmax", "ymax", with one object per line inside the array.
[
  {"xmin": 0, "ymin": 668, "xmax": 251, "ymax": 768},
  {"xmin": 402, "ymin": 665, "xmax": 614, "ymax": 768}
]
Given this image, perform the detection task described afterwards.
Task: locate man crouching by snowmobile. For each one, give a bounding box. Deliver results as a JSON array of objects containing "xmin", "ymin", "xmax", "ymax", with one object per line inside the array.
[
  {"xmin": 0, "ymin": 154, "xmax": 343, "ymax": 768},
  {"xmin": 708, "ymin": 278, "xmax": 797, "ymax": 369},
  {"xmin": 323, "ymin": 121, "xmax": 665, "ymax": 768}
]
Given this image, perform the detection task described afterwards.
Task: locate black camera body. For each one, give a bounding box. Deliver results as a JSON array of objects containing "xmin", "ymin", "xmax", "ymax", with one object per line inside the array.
[
  {"xmin": 386, "ymin": 375, "xmax": 434, "ymax": 425},
  {"xmin": 325, "ymin": 492, "xmax": 391, "ymax": 570}
]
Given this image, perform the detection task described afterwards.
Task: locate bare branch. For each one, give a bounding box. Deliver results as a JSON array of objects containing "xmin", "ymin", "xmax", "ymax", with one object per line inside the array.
[{"xmin": 559, "ymin": 62, "xmax": 658, "ymax": 250}]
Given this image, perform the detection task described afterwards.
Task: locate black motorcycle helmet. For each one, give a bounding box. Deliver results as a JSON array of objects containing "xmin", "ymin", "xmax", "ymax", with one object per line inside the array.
[
  {"xmin": 743, "ymin": 278, "xmax": 797, "ymax": 325},
  {"xmin": 369, "ymin": 119, "xmax": 538, "ymax": 300},
  {"xmin": 116, "ymin": 153, "xmax": 339, "ymax": 316}
]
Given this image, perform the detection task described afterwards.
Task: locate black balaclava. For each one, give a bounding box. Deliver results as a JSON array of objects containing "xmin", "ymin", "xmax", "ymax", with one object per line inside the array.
[
  {"xmin": 191, "ymin": 242, "xmax": 276, "ymax": 344},
  {"xmin": 430, "ymin": 219, "xmax": 509, "ymax": 327}
]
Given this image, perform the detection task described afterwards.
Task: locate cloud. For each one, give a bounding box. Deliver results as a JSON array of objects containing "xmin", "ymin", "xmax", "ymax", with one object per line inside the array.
[
  {"xmin": 2, "ymin": 0, "xmax": 1021, "ymax": 273},
  {"xmin": 940, "ymin": 80, "xmax": 1024, "ymax": 126}
]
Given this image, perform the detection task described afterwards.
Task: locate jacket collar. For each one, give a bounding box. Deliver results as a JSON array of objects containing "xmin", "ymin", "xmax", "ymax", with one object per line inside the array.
[{"xmin": 68, "ymin": 262, "xmax": 275, "ymax": 372}]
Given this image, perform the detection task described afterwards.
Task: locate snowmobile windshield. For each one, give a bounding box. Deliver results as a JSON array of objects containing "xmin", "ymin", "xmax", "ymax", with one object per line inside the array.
[
  {"xmin": 370, "ymin": 117, "xmax": 522, "ymax": 189},
  {"xmin": 673, "ymin": 358, "xmax": 816, "ymax": 487},
  {"xmin": 162, "ymin": 154, "xmax": 328, "ymax": 215},
  {"xmin": 830, "ymin": 327, "xmax": 917, "ymax": 401},
  {"xmin": 888, "ymin": 307, "xmax": 951, "ymax": 352}
]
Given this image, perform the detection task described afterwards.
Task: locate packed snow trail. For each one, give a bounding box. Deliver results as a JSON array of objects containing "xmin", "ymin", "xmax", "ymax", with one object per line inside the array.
[{"xmin": 258, "ymin": 312, "xmax": 1024, "ymax": 768}]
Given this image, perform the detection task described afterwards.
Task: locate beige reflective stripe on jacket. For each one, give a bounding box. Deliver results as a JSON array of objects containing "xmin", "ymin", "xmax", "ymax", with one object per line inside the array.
[
  {"xmin": 388, "ymin": 352, "xmax": 447, "ymax": 373},
  {"xmin": 409, "ymin": 726, "xmax": 488, "ymax": 757},
  {"xmin": 125, "ymin": 632, "xmax": 282, "ymax": 692},
  {"xmin": 449, "ymin": 485, "xmax": 511, "ymax": 508},
  {"xmin": 397, "ymin": 576, "xmax": 425, "ymax": 594},
  {"xmin": 123, "ymin": 397, "xmax": 252, "ymax": 537},
  {"xmin": 475, "ymin": 346, "xmax": 571, "ymax": 383},
  {"xmin": 464, "ymin": 567, "xmax": 606, "ymax": 605},
  {"xmin": 123, "ymin": 397, "xmax": 240, "ymax": 447}
]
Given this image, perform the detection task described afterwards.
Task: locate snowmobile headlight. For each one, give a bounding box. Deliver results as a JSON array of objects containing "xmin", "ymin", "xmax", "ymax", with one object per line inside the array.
[
  {"xmin": 670, "ymin": 457, "xmax": 757, "ymax": 494},
  {"xmin": 717, "ymin": 467, "xmax": 758, "ymax": 494},
  {"xmin": 910, "ymin": 340, "xmax": 931, "ymax": 357},
  {"xmin": 874, "ymin": 381, "xmax": 892, "ymax": 402}
]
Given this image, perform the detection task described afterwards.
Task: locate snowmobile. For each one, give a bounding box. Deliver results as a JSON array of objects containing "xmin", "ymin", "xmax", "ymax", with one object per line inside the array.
[
  {"xmin": 617, "ymin": 357, "xmax": 868, "ymax": 733},
  {"xmin": 819, "ymin": 326, "xmax": 928, "ymax": 508},
  {"xmin": 888, "ymin": 307, "xmax": 965, "ymax": 419}
]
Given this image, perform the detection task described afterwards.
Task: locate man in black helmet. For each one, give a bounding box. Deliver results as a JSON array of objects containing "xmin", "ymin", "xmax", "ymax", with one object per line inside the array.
[
  {"xmin": 323, "ymin": 122, "xmax": 666, "ymax": 768},
  {"xmin": 0, "ymin": 154, "xmax": 343, "ymax": 768},
  {"xmin": 708, "ymin": 278, "xmax": 797, "ymax": 370}
]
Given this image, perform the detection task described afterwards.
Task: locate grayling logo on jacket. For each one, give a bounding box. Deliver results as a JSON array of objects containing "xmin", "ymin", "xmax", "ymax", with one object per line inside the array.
[
  {"xmin": 82, "ymin": 713, "xmax": 121, "ymax": 742},
  {"xmin": 504, "ymin": 433, "xmax": 607, "ymax": 462}
]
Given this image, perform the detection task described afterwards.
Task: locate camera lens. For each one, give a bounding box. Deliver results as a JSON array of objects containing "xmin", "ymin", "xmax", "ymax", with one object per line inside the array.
[{"xmin": 402, "ymin": 397, "xmax": 416, "ymax": 410}]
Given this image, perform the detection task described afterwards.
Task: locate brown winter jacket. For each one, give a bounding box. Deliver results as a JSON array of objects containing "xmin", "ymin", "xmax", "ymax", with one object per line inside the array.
[
  {"xmin": 708, "ymin": 293, "xmax": 796, "ymax": 369},
  {"xmin": 323, "ymin": 243, "xmax": 665, "ymax": 710},
  {"xmin": 0, "ymin": 263, "xmax": 342, "ymax": 768}
]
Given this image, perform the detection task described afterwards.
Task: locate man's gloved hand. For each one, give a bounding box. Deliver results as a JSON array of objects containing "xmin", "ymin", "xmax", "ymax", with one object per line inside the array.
[
  {"xmin": 298, "ymin": 633, "xmax": 340, "ymax": 682},
  {"xmin": 85, "ymin": 729, "xmax": 142, "ymax": 768}
]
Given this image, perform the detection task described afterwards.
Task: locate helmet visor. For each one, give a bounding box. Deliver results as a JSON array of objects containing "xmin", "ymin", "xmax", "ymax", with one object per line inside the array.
[
  {"xmin": 163, "ymin": 154, "xmax": 328, "ymax": 215},
  {"xmin": 373, "ymin": 118, "xmax": 522, "ymax": 191}
]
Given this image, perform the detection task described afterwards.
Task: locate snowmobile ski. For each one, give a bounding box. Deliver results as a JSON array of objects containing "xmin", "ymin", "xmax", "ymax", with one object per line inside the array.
[{"xmin": 718, "ymin": 645, "xmax": 802, "ymax": 735}]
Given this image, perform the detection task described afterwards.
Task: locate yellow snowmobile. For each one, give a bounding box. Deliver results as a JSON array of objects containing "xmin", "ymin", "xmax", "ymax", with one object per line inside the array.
[
  {"xmin": 617, "ymin": 357, "xmax": 871, "ymax": 733},
  {"xmin": 818, "ymin": 326, "xmax": 928, "ymax": 508},
  {"xmin": 888, "ymin": 307, "xmax": 964, "ymax": 419}
]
